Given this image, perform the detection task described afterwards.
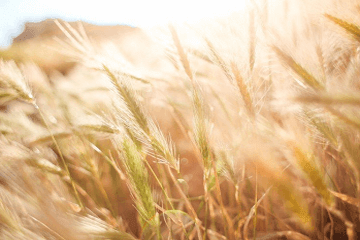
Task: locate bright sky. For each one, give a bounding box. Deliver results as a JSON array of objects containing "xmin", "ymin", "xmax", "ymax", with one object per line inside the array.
[{"xmin": 0, "ymin": 0, "xmax": 247, "ymax": 48}]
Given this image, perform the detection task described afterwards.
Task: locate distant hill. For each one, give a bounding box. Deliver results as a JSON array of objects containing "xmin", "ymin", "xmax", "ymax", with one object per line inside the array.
[
  {"xmin": 12, "ymin": 19, "xmax": 139, "ymax": 43},
  {"xmin": 0, "ymin": 19, "xmax": 165, "ymax": 75}
]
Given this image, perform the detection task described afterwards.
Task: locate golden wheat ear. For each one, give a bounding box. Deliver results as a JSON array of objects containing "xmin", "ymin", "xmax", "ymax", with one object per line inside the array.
[
  {"xmin": 324, "ymin": 14, "xmax": 360, "ymax": 43},
  {"xmin": 272, "ymin": 46, "xmax": 324, "ymax": 91}
]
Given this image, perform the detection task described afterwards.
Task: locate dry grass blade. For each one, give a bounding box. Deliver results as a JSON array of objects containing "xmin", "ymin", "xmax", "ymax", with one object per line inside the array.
[
  {"xmin": 244, "ymin": 187, "xmax": 272, "ymax": 240},
  {"xmin": 329, "ymin": 190, "xmax": 360, "ymax": 207},
  {"xmin": 295, "ymin": 93, "xmax": 360, "ymax": 106},
  {"xmin": 325, "ymin": 14, "xmax": 360, "ymax": 43},
  {"xmin": 94, "ymin": 230, "xmax": 139, "ymax": 240},
  {"xmin": 272, "ymin": 46, "xmax": 324, "ymax": 91},
  {"xmin": 211, "ymin": 161, "xmax": 235, "ymax": 240},
  {"xmin": 326, "ymin": 207, "xmax": 355, "ymax": 240},
  {"xmin": 256, "ymin": 231, "xmax": 311, "ymax": 240},
  {"xmin": 165, "ymin": 165, "xmax": 203, "ymax": 240}
]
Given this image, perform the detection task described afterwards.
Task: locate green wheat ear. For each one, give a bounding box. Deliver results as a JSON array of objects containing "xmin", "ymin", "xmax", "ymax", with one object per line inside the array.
[
  {"xmin": 121, "ymin": 138, "xmax": 160, "ymax": 239},
  {"xmin": 289, "ymin": 141, "xmax": 334, "ymax": 207},
  {"xmin": 325, "ymin": 14, "xmax": 360, "ymax": 43}
]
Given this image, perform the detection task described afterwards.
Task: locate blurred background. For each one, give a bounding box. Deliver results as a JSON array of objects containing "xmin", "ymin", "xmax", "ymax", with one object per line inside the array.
[{"xmin": 0, "ymin": 0, "xmax": 246, "ymax": 48}]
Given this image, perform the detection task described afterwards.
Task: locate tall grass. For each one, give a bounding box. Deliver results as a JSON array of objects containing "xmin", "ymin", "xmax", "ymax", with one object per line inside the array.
[{"xmin": 1, "ymin": 0, "xmax": 360, "ymax": 239}]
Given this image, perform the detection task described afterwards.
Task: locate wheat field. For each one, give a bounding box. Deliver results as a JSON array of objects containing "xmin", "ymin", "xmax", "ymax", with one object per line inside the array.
[{"xmin": 0, "ymin": 0, "xmax": 360, "ymax": 239}]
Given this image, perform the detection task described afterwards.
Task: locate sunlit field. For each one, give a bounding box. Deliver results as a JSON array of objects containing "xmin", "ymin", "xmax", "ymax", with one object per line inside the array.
[{"xmin": 1, "ymin": 0, "xmax": 360, "ymax": 239}]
